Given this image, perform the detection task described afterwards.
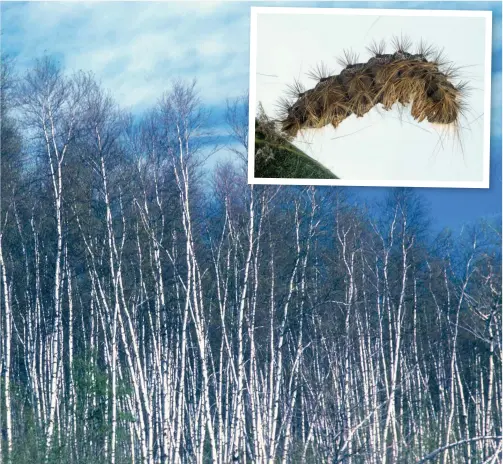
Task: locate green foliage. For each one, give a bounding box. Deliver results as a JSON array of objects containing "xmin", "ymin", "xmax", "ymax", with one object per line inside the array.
[{"xmin": 254, "ymin": 105, "xmax": 338, "ymax": 179}]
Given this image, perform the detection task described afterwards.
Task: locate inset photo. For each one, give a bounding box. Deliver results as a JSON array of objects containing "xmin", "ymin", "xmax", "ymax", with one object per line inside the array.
[{"xmin": 249, "ymin": 7, "xmax": 492, "ymax": 187}]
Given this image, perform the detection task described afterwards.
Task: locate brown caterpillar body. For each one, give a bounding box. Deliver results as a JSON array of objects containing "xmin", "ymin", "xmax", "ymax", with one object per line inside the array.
[{"xmin": 278, "ymin": 40, "xmax": 468, "ymax": 138}]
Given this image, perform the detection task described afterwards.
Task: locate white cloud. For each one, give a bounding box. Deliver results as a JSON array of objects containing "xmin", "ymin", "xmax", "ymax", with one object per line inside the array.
[{"xmin": 2, "ymin": 2, "xmax": 250, "ymax": 111}]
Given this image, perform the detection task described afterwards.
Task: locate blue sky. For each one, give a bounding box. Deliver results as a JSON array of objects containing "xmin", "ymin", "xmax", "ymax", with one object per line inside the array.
[{"xmin": 1, "ymin": 0, "xmax": 501, "ymax": 232}]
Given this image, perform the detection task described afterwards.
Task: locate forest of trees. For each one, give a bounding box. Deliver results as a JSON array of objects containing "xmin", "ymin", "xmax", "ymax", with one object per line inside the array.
[{"xmin": 0, "ymin": 55, "xmax": 501, "ymax": 463}]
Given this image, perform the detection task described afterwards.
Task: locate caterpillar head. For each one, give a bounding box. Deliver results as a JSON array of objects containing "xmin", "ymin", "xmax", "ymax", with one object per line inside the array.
[{"xmin": 280, "ymin": 97, "xmax": 309, "ymax": 137}]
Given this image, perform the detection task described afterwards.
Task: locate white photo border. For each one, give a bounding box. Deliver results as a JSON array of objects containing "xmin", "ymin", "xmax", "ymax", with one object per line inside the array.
[{"xmin": 248, "ymin": 6, "xmax": 493, "ymax": 188}]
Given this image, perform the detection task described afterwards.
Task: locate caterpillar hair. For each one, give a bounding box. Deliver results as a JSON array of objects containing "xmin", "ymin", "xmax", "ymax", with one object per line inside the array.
[{"xmin": 278, "ymin": 37, "xmax": 470, "ymax": 139}]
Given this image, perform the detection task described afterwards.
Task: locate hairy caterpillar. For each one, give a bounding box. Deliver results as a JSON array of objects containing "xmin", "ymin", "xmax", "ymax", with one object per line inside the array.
[{"xmin": 277, "ymin": 37, "xmax": 469, "ymax": 139}]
